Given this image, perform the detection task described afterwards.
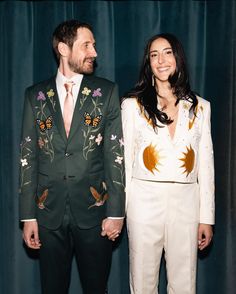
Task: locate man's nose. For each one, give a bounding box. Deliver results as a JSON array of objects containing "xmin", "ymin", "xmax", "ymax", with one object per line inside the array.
[{"xmin": 90, "ymin": 46, "xmax": 97, "ymax": 58}]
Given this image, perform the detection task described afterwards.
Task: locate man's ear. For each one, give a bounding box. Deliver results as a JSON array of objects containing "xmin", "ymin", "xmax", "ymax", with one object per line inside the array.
[{"xmin": 58, "ymin": 42, "xmax": 70, "ymax": 57}]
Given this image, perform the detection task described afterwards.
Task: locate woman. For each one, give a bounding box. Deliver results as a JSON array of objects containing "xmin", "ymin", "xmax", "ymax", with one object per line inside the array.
[{"xmin": 122, "ymin": 33, "xmax": 214, "ymax": 294}]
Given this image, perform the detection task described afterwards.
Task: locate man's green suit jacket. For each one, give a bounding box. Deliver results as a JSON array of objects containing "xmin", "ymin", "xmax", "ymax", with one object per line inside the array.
[{"xmin": 19, "ymin": 75, "xmax": 125, "ymax": 230}]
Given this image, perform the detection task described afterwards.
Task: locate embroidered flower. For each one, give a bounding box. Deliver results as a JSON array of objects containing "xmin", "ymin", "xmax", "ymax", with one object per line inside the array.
[
  {"xmin": 115, "ymin": 156, "xmax": 123, "ymax": 165},
  {"xmin": 82, "ymin": 87, "xmax": 91, "ymax": 96},
  {"xmin": 38, "ymin": 137, "xmax": 45, "ymax": 149},
  {"xmin": 37, "ymin": 91, "xmax": 46, "ymax": 101},
  {"xmin": 47, "ymin": 89, "xmax": 55, "ymax": 98},
  {"xmin": 25, "ymin": 136, "xmax": 31, "ymax": 142},
  {"xmin": 111, "ymin": 134, "xmax": 117, "ymax": 140},
  {"xmin": 21, "ymin": 158, "xmax": 28, "ymax": 167},
  {"xmin": 119, "ymin": 138, "xmax": 124, "ymax": 147},
  {"xmin": 95, "ymin": 133, "xmax": 103, "ymax": 145},
  {"xmin": 109, "ymin": 135, "xmax": 125, "ymax": 188},
  {"xmin": 92, "ymin": 88, "xmax": 102, "ymax": 97},
  {"xmin": 81, "ymin": 89, "xmax": 103, "ymax": 159}
]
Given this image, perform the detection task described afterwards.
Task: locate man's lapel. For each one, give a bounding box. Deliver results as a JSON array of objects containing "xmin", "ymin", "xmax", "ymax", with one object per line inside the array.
[
  {"xmin": 68, "ymin": 75, "xmax": 96, "ymax": 142},
  {"xmin": 45, "ymin": 78, "xmax": 67, "ymax": 143}
]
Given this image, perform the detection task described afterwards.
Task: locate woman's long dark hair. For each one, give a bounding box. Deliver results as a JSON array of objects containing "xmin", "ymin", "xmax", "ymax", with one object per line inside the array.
[{"xmin": 125, "ymin": 33, "xmax": 198, "ymax": 129}]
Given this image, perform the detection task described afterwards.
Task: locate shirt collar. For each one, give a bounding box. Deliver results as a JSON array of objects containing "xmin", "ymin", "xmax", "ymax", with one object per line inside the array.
[{"xmin": 56, "ymin": 69, "xmax": 83, "ymax": 87}]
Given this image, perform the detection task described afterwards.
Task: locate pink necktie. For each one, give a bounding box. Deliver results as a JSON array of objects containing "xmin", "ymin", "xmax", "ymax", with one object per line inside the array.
[{"xmin": 63, "ymin": 81, "xmax": 75, "ymax": 137}]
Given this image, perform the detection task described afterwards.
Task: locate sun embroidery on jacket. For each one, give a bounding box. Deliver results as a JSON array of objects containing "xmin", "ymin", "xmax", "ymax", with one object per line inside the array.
[
  {"xmin": 143, "ymin": 144, "xmax": 162, "ymax": 174},
  {"xmin": 179, "ymin": 145, "xmax": 195, "ymax": 176}
]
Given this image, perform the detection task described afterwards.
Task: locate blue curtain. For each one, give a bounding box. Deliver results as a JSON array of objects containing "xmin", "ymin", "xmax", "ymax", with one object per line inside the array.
[{"xmin": 1, "ymin": 1, "xmax": 235, "ymax": 293}]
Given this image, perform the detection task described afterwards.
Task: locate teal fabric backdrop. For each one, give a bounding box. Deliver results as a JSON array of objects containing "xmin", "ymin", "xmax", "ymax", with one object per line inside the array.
[{"xmin": 0, "ymin": 1, "xmax": 236, "ymax": 293}]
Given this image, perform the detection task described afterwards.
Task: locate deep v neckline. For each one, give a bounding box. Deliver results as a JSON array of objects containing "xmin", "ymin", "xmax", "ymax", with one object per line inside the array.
[{"xmin": 166, "ymin": 102, "xmax": 181, "ymax": 142}]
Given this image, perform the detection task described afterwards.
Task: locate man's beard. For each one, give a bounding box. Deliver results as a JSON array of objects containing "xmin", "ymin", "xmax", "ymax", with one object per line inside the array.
[{"xmin": 68, "ymin": 58, "xmax": 95, "ymax": 74}]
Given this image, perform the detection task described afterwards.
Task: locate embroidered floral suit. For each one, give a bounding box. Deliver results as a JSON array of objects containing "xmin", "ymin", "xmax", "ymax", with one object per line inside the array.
[{"xmin": 19, "ymin": 75, "xmax": 125, "ymax": 230}]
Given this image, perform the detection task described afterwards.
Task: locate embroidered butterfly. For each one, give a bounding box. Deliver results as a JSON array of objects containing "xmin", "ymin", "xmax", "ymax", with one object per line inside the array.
[
  {"xmin": 84, "ymin": 112, "xmax": 102, "ymax": 128},
  {"xmin": 36, "ymin": 116, "xmax": 53, "ymax": 132}
]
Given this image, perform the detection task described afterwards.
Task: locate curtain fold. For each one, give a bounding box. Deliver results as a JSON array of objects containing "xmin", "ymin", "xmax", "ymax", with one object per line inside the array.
[{"xmin": 1, "ymin": 1, "xmax": 235, "ymax": 293}]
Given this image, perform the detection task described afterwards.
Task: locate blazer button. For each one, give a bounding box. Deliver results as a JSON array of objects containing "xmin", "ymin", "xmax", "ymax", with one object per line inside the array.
[{"xmin": 63, "ymin": 176, "xmax": 67, "ymax": 180}]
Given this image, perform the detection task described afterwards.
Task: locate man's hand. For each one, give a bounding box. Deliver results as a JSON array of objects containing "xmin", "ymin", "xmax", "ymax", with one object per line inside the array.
[
  {"xmin": 23, "ymin": 221, "xmax": 41, "ymax": 249},
  {"xmin": 101, "ymin": 218, "xmax": 124, "ymax": 241},
  {"xmin": 198, "ymin": 223, "xmax": 213, "ymax": 250}
]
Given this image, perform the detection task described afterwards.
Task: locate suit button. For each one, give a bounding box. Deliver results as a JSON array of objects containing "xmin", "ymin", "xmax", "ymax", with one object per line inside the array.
[{"xmin": 63, "ymin": 176, "xmax": 67, "ymax": 180}]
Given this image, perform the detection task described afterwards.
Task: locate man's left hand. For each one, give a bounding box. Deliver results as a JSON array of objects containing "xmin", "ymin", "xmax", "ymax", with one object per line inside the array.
[{"xmin": 101, "ymin": 218, "xmax": 124, "ymax": 241}]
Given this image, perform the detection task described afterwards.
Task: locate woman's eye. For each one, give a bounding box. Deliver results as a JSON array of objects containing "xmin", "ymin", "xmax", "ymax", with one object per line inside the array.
[
  {"xmin": 150, "ymin": 53, "xmax": 158, "ymax": 58},
  {"xmin": 165, "ymin": 50, "xmax": 173, "ymax": 55}
]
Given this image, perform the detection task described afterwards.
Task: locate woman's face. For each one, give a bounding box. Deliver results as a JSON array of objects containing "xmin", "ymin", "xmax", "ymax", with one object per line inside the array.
[{"xmin": 149, "ymin": 37, "xmax": 176, "ymax": 84}]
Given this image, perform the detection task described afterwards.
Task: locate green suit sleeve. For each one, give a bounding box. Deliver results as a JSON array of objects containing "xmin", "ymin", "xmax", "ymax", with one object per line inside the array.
[
  {"xmin": 19, "ymin": 88, "xmax": 39, "ymax": 220},
  {"xmin": 103, "ymin": 84, "xmax": 125, "ymax": 217}
]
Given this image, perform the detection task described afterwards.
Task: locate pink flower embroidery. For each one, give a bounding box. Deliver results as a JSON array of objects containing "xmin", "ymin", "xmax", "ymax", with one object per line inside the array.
[
  {"xmin": 92, "ymin": 88, "xmax": 102, "ymax": 97},
  {"xmin": 37, "ymin": 91, "xmax": 46, "ymax": 101}
]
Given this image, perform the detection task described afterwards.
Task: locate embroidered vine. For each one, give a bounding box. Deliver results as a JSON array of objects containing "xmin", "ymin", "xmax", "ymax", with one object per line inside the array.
[
  {"xmin": 110, "ymin": 135, "xmax": 125, "ymax": 188},
  {"xmin": 19, "ymin": 136, "xmax": 32, "ymax": 191},
  {"xmin": 82, "ymin": 88, "xmax": 103, "ymax": 160},
  {"xmin": 79, "ymin": 87, "xmax": 91, "ymax": 110},
  {"xmin": 35, "ymin": 90, "xmax": 55, "ymax": 162}
]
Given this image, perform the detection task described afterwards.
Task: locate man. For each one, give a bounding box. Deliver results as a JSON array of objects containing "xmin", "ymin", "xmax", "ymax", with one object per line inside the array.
[{"xmin": 19, "ymin": 19, "xmax": 125, "ymax": 294}]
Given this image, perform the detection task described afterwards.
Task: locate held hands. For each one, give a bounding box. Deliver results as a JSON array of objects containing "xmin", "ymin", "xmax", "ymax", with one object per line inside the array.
[
  {"xmin": 23, "ymin": 221, "xmax": 41, "ymax": 249},
  {"xmin": 101, "ymin": 218, "xmax": 124, "ymax": 241},
  {"xmin": 198, "ymin": 223, "xmax": 213, "ymax": 250}
]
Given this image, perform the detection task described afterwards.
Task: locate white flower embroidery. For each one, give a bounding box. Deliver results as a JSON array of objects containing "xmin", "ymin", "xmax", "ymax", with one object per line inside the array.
[
  {"xmin": 25, "ymin": 136, "xmax": 31, "ymax": 142},
  {"xmin": 111, "ymin": 134, "xmax": 117, "ymax": 140},
  {"xmin": 119, "ymin": 138, "xmax": 124, "ymax": 146},
  {"xmin": 95, "ymin": 133, "xmax": 103, "ymax": 145},
  {"xmin": 89, "ymin": 135, "xmax": 95, "ymax": 140},
  {"xmin": 82, "ymin": 87, "xmax": 91, "ymax": 96},
  {"xmin": 115, "ymin": 156, "xmax": 123, "ymax": 164},
  {"xmin": 21, "ymin": 158, "xmax": 28, "ymax": 167}
]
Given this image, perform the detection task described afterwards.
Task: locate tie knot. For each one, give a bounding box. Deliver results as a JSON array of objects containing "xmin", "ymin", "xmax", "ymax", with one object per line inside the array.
[{"xmin": 64, "ymin": 81, "xmax": 75, "ymax": 93}]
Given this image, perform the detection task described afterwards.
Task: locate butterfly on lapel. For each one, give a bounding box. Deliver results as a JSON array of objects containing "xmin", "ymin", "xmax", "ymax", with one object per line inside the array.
[
  {"xmin": 36, "ymin": 116, "xmax": 53, "ymax": 132},
  {"xmin": 84, "ymin": 112, "xmax": 102, "ymax": 128}
]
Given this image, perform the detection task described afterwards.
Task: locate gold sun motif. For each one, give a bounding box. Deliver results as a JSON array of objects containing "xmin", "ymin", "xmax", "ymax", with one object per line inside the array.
[
  {"xmin": 179, "ymin": 145, "xmax": 195, "ymax": 176},
  {"xmin": 143, "ymin": 144, "xmax": 161, "ymax": 174}
]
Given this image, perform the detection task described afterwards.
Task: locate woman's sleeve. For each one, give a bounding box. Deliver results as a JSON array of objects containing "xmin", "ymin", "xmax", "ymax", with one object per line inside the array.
[
  {"xmin": 121, "ymin": 99, "xmax": 137, "ymax": 212},
  {"xmin": 198, "ymin": 101, "xmax": 215, "ymax": 224}
]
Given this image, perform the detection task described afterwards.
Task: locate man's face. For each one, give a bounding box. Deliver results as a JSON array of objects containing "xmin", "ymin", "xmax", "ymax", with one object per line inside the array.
[{"xmin": 67, "ymin": 27, "xmax": 97, "ymax": 74}]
